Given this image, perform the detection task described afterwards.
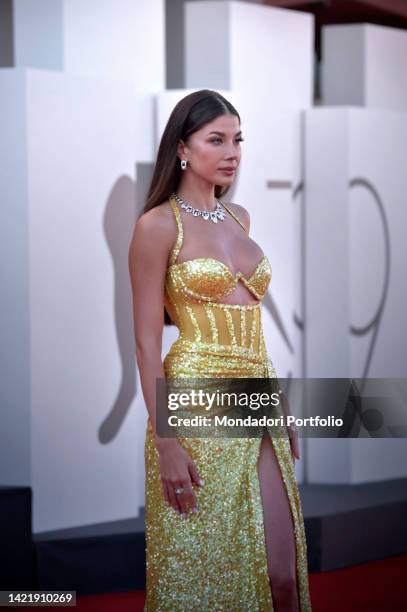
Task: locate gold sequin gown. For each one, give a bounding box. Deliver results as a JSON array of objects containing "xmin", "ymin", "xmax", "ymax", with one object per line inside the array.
[{"xmin": 144, "ymin": 196, "xmax": 312, "ymax": 611}]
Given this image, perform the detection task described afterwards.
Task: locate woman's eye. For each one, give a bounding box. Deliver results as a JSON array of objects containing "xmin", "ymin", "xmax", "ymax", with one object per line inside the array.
[{"xmin": 210, "ymin": 138, "xmax": 244, "ymax": 144}]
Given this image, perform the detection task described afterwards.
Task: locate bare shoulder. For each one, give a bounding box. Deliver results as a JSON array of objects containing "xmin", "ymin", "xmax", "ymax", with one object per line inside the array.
[
  {"xmin": 129, "ymin": 199, "xmax": 176, "ymax": 261},
  {"xmin": 224, "ymin": 201, "xmax": 250, "ymax": 233},
  {"xmin": 135, "ymin": 200, "xmax": 175, "ymax": 238}
]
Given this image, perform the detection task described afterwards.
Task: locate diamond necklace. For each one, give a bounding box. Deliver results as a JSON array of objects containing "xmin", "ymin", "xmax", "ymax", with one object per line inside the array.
[{"xmin": 171, "ymin": 192, "xmax": 226, "ymax": 224}]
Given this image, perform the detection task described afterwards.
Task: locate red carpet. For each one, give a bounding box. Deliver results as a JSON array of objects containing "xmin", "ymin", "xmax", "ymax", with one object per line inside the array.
[
  {"xmin": 309, "ymin": 553, "xmax": 407, "ymax": 612},
  {"xmin": 18, "ymin": 553, "xmax": 407, "ymax": 611}
]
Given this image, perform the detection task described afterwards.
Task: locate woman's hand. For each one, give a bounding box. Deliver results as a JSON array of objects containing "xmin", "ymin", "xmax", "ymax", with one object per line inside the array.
[{"xmin": 155, "ymin": 437, "xmax": 204, "ymax": 518}]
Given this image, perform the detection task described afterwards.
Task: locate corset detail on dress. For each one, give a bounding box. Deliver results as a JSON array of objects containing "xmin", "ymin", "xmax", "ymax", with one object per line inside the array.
[{"xmin": 166, "ymin": 301, "xmax": 266, "ymax": 357}]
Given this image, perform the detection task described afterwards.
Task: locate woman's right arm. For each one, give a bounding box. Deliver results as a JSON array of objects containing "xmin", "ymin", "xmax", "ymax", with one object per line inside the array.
[{"xmin": 128, "ymin": 206, "xmax": 203, "ymax": 517}]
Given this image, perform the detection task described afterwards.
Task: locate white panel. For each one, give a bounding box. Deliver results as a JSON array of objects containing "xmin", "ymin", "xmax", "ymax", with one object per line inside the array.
[
  {"xmin": 185, "ymin": 0, "xmax": 313, "ymax": 109},
  {"xmin": 12, "ymin": 0, "xmax": 165, "ymax": 91},
  {"xmin": 185, "ymin": 2, "xmax": 231, "ymax": 90},
  {"xmin": 322, "ymin": 23, "xmax": 407, "ymax": 111},
  {"xmin": 63, "ymin": 0, "xmax": 165, "ymax": 90},
  {"xmin": 305, "ymin": 106, "xmax": 407, "ymax": 483},
  {"xmin": 304, "ymin": 108, "xmax": 350, "ymax": 379},
  {"xmin": 322, "ymin": 25, "xmax": 365, "ymax": 106},
  {"xmin": 13, "ymin": 0, "xmax": 63, "ymax": 70},
  {"xmin": 366, "ymin": 26, "xmax": 407, "ymax": 111},
  {"xmin": 3, "ymin": 68, "xmax": 154, "ymax": 533},
  {"xmin": 348, "ymin": 109, "xmax": 407, "ymax": 378}
]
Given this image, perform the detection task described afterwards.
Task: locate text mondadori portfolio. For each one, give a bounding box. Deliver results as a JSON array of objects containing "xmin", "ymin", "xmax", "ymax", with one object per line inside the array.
[{"xmin": 167, "ymin": 415, "xmax": 343, "ymax": 428}]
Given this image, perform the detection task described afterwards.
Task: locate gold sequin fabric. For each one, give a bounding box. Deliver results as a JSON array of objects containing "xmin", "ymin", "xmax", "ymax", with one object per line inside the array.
[{"xmin": 144, "ymin": 196, "xmax": 312, "ymax": 611}]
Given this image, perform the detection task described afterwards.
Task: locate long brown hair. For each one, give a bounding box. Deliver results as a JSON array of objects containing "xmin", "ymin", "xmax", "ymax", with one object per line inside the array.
[{"xmin": 141, "ymin": 89, "xmax": 241, "ymax": 326}]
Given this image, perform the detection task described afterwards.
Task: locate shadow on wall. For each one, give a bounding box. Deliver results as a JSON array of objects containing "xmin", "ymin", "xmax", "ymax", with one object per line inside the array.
[{"xmin": 98, "ymin": 174, "xmax": 139, "ymax": 444}]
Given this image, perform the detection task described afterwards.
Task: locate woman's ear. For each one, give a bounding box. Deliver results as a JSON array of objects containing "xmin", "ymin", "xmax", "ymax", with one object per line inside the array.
[{"xmin": 177, "ymin": 139, "xmax": 187, "ymax": 160}]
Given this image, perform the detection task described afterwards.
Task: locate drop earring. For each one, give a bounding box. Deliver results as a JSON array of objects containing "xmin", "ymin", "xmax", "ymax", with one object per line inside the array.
[{"xmin": 180, "ymin": 159, "xmax": 187, "ymax": 170}]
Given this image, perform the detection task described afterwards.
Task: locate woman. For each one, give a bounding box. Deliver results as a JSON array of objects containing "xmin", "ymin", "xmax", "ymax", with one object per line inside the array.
[{"xmin": 129, "ymin": 90, "xmax": 312, "ymax": 611}]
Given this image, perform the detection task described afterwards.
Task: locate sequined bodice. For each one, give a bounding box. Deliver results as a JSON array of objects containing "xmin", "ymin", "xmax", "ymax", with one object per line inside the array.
[
  {"xmin": 164, "ymin": 195, "xmax": 272, "ymax": 357},
  {"xmin": 167, "ymin": 254, "xmax": 271, "ymax": 302}
]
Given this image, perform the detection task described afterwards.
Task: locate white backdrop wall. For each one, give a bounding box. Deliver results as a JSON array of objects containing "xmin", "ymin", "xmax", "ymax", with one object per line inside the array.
[{"xmin": 1, "ymin": 0, "xmax": 405, "ymax": 533}]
